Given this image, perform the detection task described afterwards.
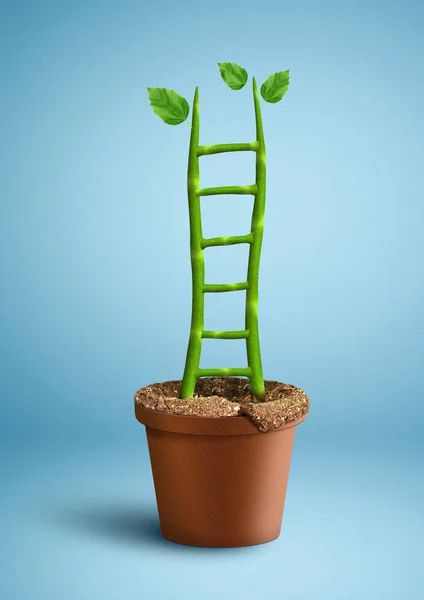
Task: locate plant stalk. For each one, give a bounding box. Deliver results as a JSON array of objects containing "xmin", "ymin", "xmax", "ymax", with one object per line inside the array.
[
  {"xmin": 180, "ymin": 87, "xmax": 203, "ymax": 399},
  {"xmin": 245, "ymin": 77, "xmax": 266, "ymax": 399}
]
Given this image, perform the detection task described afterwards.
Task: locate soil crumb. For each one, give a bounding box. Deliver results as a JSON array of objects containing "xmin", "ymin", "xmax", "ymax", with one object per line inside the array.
[{"xmin": 135, "ymin": 378, "xmax": 310, "ymax": 432}]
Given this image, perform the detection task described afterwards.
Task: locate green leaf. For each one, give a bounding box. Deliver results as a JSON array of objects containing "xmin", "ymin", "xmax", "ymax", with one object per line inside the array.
[
  {"xmin": 217, "ymin": 62, "xmax": 248, "ymax": 90},
  {"xmin": 260, "ymin": 70, "xmax": 290, "ymax": 103},
  {"xmin": 147, "ymin": 87, "xmax": 190, "ymax": 125}
]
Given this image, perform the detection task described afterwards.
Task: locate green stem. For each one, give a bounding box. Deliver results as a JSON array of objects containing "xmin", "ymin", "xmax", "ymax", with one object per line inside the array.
[
  {"xmin": 197, "ymin": 142, "xmax": 258, "ymax": 156},
  {"xmin": 197, "ymin": 184, "xmax": 257, "ymax": 196},
  {"xmin": 198, "ymin": 368, "xmax": 252, "ymax": 378},
  {"xmin": 180, "ymin": 87, "xmax": 203, "ymax": 399},
  {"xmin": 245, "ymin": 78, "xmax": 265, "ymax": 399},
  {"xmin": 203, "ymin": 282, "xmax": 248, "ymax": 293},
  {"xmin": 201, "ymin": 233, "xmax": 253, "ymax": 249},
  {"xmin": 202, "ymin": 330, "xmax": 249, "ymax": 339}
]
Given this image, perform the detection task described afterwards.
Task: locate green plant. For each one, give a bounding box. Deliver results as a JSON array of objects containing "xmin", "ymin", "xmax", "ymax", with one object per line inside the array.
[{"xmin": 147, "ymin": 63, "xmax": 290, "ymax": 400}]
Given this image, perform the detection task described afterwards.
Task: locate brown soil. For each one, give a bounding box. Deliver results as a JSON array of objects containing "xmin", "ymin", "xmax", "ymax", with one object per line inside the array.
[{"xmin": 135, "ymin": 377, "xmax": 310, "ymax": 432}]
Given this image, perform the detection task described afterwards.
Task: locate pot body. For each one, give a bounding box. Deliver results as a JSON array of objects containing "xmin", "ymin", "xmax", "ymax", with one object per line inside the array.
[{"xmin": 136, "ymin": 403, "xmax": 304, "ymax": 547}]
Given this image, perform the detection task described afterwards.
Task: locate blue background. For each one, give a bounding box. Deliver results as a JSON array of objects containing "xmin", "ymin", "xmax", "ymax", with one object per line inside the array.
[{"xmin": 1, "ymin": 0, "xmax": 423, "ymax": 598}]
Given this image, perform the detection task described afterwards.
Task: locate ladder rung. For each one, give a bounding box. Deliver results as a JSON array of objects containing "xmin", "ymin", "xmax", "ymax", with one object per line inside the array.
[
  {"xmin": 202, "ymin": 330, "xmax": 249, "ymax": 339},
  {"xmin": 196, "ymin": 142, "xmax": 259, "ymax": 156},
  {"xmin": 202, "ymin": 282, "xmax": 248, "ymax": 293},
  {"xmin": 197, "ymin": 185, "xmax": 257, "ymax": 197},
  {"xmin": 201, "ymin": 234, "xmax": 253, "ymax": 249},
  {"xmin": 197, "ymin": 368, "xmax": 252, "ymax": 378}
]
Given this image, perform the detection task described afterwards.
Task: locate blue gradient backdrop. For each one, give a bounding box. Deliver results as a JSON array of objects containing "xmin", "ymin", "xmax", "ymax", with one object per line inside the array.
[{"xmin": 1, "ymin": 1, "xmax": 423, "ymax": 598}]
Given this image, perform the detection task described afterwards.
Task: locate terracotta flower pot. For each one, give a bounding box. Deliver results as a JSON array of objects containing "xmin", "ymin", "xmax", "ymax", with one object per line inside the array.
[{"xmin": 135, "ymin": 399, "xmax": 307, "ymax": 548}]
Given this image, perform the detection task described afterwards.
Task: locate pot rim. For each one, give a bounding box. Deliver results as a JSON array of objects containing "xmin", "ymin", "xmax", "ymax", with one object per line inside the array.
[{"xmin": 134, "ymin": 401, "xmax": 307, "ymax": 436}]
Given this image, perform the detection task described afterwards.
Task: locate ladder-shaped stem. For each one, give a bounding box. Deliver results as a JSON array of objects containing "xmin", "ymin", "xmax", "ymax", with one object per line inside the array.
[{"xmin": 179, "ymin": 78, "xmax": 265, "ymax": 399}]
